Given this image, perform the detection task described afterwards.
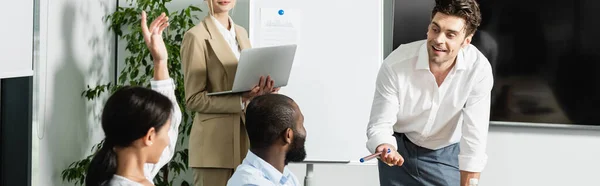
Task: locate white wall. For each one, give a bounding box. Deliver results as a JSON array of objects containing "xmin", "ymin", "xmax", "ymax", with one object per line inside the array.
[
  {"xmin": 285, "ymin": 125, "xmax": 600, "ymax": 186},
  {"xmin": 0, "ymin": 0, "xmax": 34, "ymax": 79},
  {"xmin": 483, "ymin": 125, "xmax": 600, "ymax": 186},
  {"xmin": 32, "ymin": 0, "xmax": 116, "ymax": 185}
]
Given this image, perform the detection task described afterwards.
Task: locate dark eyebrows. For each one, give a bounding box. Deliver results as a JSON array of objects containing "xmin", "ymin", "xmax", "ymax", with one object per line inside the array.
[
  {"xmin": 447, "ymin": 30, "xmax": 459, "ymax": 35},
  {"xmin": 431, "ymin": 21, "xmax": 460, "ymax": 34}
]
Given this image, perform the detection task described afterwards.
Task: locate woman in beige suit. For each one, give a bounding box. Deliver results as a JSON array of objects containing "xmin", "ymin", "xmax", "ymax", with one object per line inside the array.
[{"xmin": 180, "ymin": 0, "xmax": 277, "ymax": 185}]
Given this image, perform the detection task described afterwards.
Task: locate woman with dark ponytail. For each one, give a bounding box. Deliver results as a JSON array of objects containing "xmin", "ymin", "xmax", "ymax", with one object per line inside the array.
[{"xmin": 85, "ymin": 11, "xmax": 182, "ymax": 186}]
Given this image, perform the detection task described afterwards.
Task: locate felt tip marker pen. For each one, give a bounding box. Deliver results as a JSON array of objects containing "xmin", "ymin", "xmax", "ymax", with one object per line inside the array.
[{"xmin": 360, "ymin": 148, "xmax": 391, "ymax": 163}]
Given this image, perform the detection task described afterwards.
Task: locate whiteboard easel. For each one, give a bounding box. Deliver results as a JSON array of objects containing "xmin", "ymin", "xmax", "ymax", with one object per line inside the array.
[{"xmin": 249, "ymin": 0, "xmax": 385, "ymax": 185}]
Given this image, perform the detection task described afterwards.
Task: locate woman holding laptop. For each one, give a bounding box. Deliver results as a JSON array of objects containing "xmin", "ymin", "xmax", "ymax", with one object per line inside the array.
[{"xmin": 180, "ymin": 0, "xmax": 277, "ymax": 185}]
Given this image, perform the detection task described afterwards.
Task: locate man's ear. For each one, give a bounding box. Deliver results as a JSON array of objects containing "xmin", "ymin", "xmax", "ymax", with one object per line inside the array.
[
  {"xmin": 463, "ymin": 34, "xmax": 473, "ymax": 48},
  {"xmin": 144, "ymin": 127, "xmax": 156, "ymax": 146},
  {"xmin": 284, "ymin": 128, "xmax": 293, "ymax": 144}
]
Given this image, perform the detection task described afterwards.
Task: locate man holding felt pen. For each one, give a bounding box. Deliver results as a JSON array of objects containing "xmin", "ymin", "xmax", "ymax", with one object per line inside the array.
[{"xmin": 365, "ymin": 0, "xmax": 493, "ymax": 186}]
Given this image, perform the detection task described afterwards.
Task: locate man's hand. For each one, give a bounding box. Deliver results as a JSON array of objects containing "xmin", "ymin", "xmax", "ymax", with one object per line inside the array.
[
  {"xmin": 376, "ymin": 144, "xmax": 404, "ymax": 166},
  {"xmin": 460, "ymin": 171, "xmax": 480, "ymax": 186}
]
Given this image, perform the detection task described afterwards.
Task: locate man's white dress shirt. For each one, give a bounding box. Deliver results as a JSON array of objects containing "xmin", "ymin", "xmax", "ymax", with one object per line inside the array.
[
  {"xmin": 366, "ymin": 39, "xmax": 494, "ymax": 172},
  {"xmin": 227, "ymin": 151, "xmax": 301, "ymax": 186}
]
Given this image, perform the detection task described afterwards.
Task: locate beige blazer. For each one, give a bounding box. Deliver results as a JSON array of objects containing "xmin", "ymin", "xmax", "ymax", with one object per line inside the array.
[{"xmin": 180, "ymin": 16, "xmax": 252, "ymax": 169}]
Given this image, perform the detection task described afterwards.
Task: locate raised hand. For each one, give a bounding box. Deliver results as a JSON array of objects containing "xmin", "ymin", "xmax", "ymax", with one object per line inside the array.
[{"xmin": 141, "ymin": 11, "xmax": 169, "ymax": 64}]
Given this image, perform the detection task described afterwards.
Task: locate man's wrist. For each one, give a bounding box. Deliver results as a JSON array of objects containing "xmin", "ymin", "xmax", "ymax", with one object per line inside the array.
[
  {"xmin": 377, "ymin": 143, "xmax": 396, "ymax": 150},
  {"xmin": 367, "ymin": 134, "xmax": 398, "ymax": 154},
  {"xmin": 460, "ymin": 171, "xmax": 480, "ymax": 186}
]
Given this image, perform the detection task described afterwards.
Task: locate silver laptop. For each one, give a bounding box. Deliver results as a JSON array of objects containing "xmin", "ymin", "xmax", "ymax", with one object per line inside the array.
[{"xmin": 207, "ymin": 44, "xmax": 297, "ymax": 96}]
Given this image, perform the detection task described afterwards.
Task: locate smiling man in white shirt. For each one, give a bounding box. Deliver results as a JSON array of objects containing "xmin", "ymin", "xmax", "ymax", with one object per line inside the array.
[{"xmin": 366, "ymin": 0, "xmax": 493, "ymax": 186}]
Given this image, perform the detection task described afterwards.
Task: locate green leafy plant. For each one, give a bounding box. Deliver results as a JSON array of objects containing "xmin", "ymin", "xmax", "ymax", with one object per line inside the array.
[{"xmin": 61, "ymin": 0, "xmax": 202, "ymax": 185}]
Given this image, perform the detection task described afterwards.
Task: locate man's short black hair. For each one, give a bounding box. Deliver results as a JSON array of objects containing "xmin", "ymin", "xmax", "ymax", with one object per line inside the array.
[
  {"xmin": 432, "ymin": 0, "xmax": 482, "ymax": 36},
  {"xmin": 245, "ymin": 94, "xmax": 298, "ymax": 149}
]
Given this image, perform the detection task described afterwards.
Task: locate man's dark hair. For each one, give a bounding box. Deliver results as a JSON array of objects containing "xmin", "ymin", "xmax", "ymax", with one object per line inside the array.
[
  {"xmin": 432, "ymin": 0, "xmax": 482, "ymax": 36},
  {"xmin": 245, "ymin": 94, "xmax": 298, "ymax": 149}
]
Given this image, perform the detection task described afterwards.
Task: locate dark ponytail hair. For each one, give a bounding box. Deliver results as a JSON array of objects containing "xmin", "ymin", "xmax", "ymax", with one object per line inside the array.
[{"xmin": 85, "ymin": 86, "xmax": 173, "ymax": 186}]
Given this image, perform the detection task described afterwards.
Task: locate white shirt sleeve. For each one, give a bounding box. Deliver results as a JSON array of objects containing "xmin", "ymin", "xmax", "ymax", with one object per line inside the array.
[
  {"xmin": 459, "ymin": 63, "xmax": 494, "ymax": 172},
  {"xmin": 366, "ymin": 62, "xmax": 401, "ymax": 153},
  {"xmin": 143, "ymin": 78, "xmax": 183, "ymax": 181}
]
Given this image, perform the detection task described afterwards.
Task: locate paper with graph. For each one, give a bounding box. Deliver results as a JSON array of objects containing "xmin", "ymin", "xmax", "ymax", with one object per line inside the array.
[{"xmin": 258, "ymin": 8, "xmax": 302, "ymax": 47}]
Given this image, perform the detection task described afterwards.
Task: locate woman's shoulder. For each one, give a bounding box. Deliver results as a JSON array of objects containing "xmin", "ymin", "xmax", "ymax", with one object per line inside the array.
[{"xmin": 184, "ymin": 22, "xmax": 210, "ymax": 40}]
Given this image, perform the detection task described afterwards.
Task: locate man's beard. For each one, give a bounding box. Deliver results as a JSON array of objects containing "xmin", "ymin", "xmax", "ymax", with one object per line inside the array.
[{"xmin": 284, "ymin": 131, "xmax": 306, "ymax": 165}]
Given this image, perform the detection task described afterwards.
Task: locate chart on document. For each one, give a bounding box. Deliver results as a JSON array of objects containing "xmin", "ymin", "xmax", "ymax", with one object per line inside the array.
[{"xmin": 257, "ymin": 8, "xmax": 302, "ymax": 47}]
